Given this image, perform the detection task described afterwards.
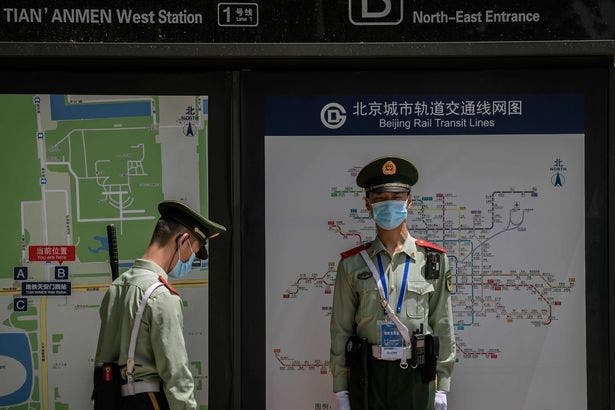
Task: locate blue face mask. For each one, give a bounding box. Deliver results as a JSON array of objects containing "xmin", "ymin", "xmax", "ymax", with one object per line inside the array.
[
  {"xmin": 371, "ymin": 200, "xmax": 408, "ymax": 230},
  {"xmin": 169, "ymin": 238, "xmax": 196, "ymax": 279}
]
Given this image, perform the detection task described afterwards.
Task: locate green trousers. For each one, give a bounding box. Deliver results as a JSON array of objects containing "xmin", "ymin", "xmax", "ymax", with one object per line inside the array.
[{"xmin": 349, "ymin": 358, "xmax": 435, "ymax": 410}]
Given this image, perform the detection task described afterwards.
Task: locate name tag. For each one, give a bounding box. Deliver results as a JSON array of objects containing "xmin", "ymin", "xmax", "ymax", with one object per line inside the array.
[
  {"xmin": 379, "ymin": 321, "xmax": 403, "ymax": 347},
  {"xmin": 381, "ymin": 347, "xmax": 405, "ymax": 360}
]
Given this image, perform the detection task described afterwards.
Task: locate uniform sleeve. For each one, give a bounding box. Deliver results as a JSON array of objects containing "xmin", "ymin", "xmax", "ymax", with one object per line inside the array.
[
  {"xmin": 149, "ymin": 293, "xmax": 197, "ymax": 410},
  {"xmin": 95, "ymin": 288, "xmax": 120, "ymax": 363},
  {"xmin": 330, "ymin": 259, "xmax": 358, "ymax": 392},
  {"xmin": 428, "ymin": 254, "xmax": 456, "ymax": 392}
]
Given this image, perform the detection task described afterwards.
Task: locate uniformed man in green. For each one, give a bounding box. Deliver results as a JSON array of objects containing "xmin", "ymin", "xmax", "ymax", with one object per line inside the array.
[
  {"xmin": 330, "ymin": 157, "xmax": 455, "ymax": 410},
  {"xmin": 95, "ymin": 200, "xmax": 225, "ymax": 409}
]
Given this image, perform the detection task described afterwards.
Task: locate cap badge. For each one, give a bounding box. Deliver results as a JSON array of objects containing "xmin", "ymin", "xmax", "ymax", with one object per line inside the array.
[{"xmin": 382, "ymin": 160, "xmax": 396, "ymax": 175}]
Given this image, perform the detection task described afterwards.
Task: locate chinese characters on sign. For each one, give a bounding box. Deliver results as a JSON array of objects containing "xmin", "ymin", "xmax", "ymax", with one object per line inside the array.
[
  {"xmin": 28, "ymin": 245, "xmax": 76, "ymax": 264},
  {"xmin": 218, "ymin": 3, "xmax": 258, "ymax": 27},
  {"xmin": 22, "ymin": 281, "xmax": 72, "ymax": 296},
  {"xmin": 352, "ymin": 100, "xmax": 523, "ymax": 117}
]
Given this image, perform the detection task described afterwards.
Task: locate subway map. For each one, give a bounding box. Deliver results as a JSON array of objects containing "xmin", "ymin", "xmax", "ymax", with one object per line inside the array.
[{"xmin": 265, "ymin": 133, "xmax": 585, "ymax": 410}]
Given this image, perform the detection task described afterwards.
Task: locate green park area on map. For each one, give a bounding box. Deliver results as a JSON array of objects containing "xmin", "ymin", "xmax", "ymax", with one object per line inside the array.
[
  {"xmin": 44, "ymin": 116, "xmax": 161, "ymax": 264},
  {"xmin": 0, "ymin": 95, "xmax": 40, "ymax": 280},
  {"xmin": 0, "ymin": 95, "xmax": 209, "ymax": 278}
]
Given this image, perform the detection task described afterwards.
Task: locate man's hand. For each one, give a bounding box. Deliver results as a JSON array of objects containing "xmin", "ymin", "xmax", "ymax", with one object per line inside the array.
[
  {"xmin": 335, "ymin": 390, "xmax": 351, "ymax": 410},
  {"xmin": 435, "ymin": 390, "xmax": 447, "ymax": 410}
]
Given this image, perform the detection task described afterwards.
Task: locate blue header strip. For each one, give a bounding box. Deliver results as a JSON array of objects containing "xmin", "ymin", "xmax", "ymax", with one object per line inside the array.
[{"xmin": 265, "ymin": 95, "xmax": 584, "ymax": 135}]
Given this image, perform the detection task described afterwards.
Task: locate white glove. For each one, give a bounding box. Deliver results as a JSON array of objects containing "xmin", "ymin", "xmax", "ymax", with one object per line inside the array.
[
  {"xmin": 335, "ymin": 390, "xmax": 351, "ymax": 410},
  {"xmin": 435, "ymin": 390, "xmax": 447, "ymax": 410}
]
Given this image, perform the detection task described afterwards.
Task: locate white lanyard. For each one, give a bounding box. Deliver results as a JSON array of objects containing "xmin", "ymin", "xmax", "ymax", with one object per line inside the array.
[
  {"xmin": 359, "ymin": 250, "xmax": 411, "ymax": 346},
  {"xmin": 126, "ymin": 281, "xmax": 164, "ymax": 386}
]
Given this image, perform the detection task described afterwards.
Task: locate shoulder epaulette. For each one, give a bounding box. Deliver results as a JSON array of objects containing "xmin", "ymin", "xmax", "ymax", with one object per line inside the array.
[
  {"xmin": 340, "ymin": 243, "xmax": 371, "ymax": 259},
  {"xmin": 415, "ymin": 239, "xmax": 447, "ymax": 253},
  {"xmin": 158, "ymin": 275, "xmax": 181, "ymax": 296}
]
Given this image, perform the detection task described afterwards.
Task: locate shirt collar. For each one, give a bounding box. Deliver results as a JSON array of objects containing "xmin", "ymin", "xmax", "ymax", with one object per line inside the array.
[
  {"xmin": 133, "ymin": 258, "xmax": 169, "ymax": 280},
  {"xmin": 369, "ymin": 234, "xmax": 417, "ymax": 260}
]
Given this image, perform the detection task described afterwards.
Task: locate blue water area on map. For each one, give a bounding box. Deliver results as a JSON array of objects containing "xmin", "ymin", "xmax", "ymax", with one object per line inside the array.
[
  {"xmin": 202, "ymin": 98, "xmax": 208, "ymax": 114},
  {"xmin": 0, "ymin": 333, "xmax": 33, "ymax": 405},
  {"xmin": 88, "ymin": 235, "xmax": 109, "ymax": 254},
  {"xmin": 50, "ymin": 94, "xmax": 151, "ymax": 120}
]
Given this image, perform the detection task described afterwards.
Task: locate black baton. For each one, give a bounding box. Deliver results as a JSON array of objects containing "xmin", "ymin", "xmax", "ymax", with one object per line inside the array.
[
  {"xmin": 361, "ymin": 337, "xmax": 369, "ymax": 410},
  {"xmin": 106, "ymin": 224, "xmax": 119, "ymax": 281}
]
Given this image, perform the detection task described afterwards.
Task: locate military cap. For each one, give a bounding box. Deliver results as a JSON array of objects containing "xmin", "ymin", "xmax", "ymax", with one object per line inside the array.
[
  {"xmin": 356, "ymin": 156, "xmax": 418, "ymax": 193},
  {"xmin": 158, "ymin": 200, "xmax": 226, "ymax": 259}
]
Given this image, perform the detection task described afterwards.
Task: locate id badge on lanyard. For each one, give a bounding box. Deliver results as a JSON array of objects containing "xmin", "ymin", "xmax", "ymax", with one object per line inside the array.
[
  {"xmin": 376, "ymin": 253, "xmax": 411, "ymax": 360},
  {"xmin": 360, "ymin": 250, "xmax": 412, "ymax": 361},
  {"xmin": 378, "ymin": 320, "xmax": 405, "ymax": 360}
]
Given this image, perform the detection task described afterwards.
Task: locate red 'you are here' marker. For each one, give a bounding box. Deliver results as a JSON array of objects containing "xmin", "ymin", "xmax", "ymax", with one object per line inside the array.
[{"xmin": 28, "ymin": 245, "xmax": 76, "ymax": 264}]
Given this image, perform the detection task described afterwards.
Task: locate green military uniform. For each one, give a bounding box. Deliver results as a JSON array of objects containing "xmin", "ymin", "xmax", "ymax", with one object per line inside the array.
[
  {"xmin": 95, "ymin": 259, "xmax": 197, "ymax": 410},
  {"xmin": 330, "ymin": 235, "xmax": 455, "ymax": 409}
]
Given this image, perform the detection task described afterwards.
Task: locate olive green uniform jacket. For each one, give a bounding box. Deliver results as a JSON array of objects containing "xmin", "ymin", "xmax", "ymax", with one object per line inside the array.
[
  {"xmin": 95, "ymin": 259, "xmax": 197, "ymax": 409},
  {"xmin": 330, "ymin": 235, "xmax": 456, "ymax": 393}
]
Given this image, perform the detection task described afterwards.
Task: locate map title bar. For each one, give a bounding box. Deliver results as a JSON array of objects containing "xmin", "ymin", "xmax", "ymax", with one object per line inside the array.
[
  {"xmin": 0, "ymin": 0, "xmax": 613, "ymax": 43},
  {"xmin": 265, "ymin": 95, "xmax": 584, "ymax": 136}
]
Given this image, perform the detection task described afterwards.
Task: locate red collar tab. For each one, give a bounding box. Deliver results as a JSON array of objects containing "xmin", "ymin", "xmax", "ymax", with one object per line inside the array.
[
  {"xmin": 340, "ymin": 243, "xmax": 371, "ymax": 259},
  {"xmin": 415, "ymin": 239, "xmax": 447, "ymax": 253},
  {"xmin": 158, "ymin": 275, "xmax": 180, "ymax": 296}
]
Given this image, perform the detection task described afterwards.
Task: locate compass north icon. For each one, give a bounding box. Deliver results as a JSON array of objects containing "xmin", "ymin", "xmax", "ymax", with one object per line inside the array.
[{"xmin": 549, "ymin": 157, "xmax": 567, "ymax": 188}]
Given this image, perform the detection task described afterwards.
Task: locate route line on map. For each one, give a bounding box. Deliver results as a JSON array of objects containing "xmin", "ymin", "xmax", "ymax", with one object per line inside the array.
[
  {"xmin": 453, "ymin": 280, "xmax": 554, "ymax": 325},
  {"xmin": 412, "ymin": 189, "xmax": 537, "ymax": 234},
  {"xmin": 40, "ymin": 296, "xmax": 49, "ymax": 410},
  {"xmin": 283, "ymin": 268, "xmax": 336, "ymax": 298},
  {"xmin": 50, "ymin": 127, "xmax": 149, "ymax": 150},
  {"xmin": 455, "ymin": 342, "xmax": 500, "ymax": 359},
  {"xmin": 272, "ymin": 348, "xmax": 329, "ymax": 374},
  {"xmin": 327, "ymin": 221, "xmax": 364, "ymax": 243}
]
